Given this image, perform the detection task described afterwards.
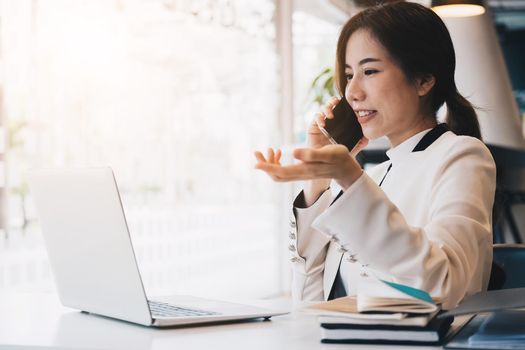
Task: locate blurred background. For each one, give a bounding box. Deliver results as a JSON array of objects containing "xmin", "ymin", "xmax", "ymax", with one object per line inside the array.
[{"xmin": 0, "ymin": 0, "xmax": 524, "ymax": 299}]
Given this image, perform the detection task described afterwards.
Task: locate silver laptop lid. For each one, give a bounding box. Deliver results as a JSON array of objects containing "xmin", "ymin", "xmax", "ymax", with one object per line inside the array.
[{"xmin": 29, "ymin": 167, "xmax": 152, "ymax": 326}]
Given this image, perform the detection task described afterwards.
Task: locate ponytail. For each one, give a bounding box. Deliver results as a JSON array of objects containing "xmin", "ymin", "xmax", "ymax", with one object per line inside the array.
[{"xmin": 445, "ymin": 89, "xmax": 482, "ymax": 140}]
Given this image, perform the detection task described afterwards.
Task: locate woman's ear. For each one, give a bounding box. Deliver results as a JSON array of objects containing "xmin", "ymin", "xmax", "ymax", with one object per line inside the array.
[{"xmin": 416, "ymin": 74, "xmax": 435, "ymax": 97}]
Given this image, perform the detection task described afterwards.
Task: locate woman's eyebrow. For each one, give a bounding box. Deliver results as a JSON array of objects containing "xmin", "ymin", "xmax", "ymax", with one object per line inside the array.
[
  {"xmin": 359, "ymin": 57, "xmax": 381, "ymax": 65},
  {"xmin": 345, "ymin": 57, "xmax": 382, "ymax": 69}
]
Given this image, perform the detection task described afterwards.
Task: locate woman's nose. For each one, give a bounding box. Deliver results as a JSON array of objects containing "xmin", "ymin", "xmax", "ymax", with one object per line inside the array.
[{"xmin": 345, "ymin": 79, "xmax": 365, "ymax": 102}]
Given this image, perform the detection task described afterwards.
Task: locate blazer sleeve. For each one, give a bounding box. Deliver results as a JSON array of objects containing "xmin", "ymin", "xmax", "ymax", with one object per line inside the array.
[
  {"xmin": 289, "ymin": 189, "xmax": 333, "ymax": 301},
  {"xmin": 311, "ymin": 138, "xmax": 496, "ymax": 309}
]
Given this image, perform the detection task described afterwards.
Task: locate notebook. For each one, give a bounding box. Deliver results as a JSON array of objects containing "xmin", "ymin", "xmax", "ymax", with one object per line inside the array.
[
  {"xmin": 320, "ymin": 314, "xmax": 454, "ymax": 345},
  {"xmin": 309, "ymin": 276, "xmax": 439, "ymax": 318},
  {"xmin": 317, "ymin": 309, "xmax": 440, "ymax": 327},
  {"xmin": 357, "ymin": 276, "xmax": 439, "ymax": 314},
  {"xmin": 308, "ymin": 276, "xmax": 449, "ymax": 344}
]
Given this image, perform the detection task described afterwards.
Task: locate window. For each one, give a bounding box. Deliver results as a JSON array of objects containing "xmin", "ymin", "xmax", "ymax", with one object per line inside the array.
[
  {"xmin": 0, "ymin": 0, "xmax": 283, "ymax": 298},
  {"xmin": 292, "ymin": 7, "xmax": 339, "ymax": 144}
]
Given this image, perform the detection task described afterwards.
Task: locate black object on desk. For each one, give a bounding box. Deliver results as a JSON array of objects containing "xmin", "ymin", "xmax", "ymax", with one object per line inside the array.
[
  {"xmin": 442, "ymin": 288, "xmax": 525, "ymax": 349},
  {"xmin": 445, "ymin": 310, "xmax": 525, "ymax": 350},
  {"xmin": 320, "ymin": 314, "xmax": 453, "ymax": 346},
  {"xmin": 439, "ymin": 288, "xmax": 525, "ymax": 319}
]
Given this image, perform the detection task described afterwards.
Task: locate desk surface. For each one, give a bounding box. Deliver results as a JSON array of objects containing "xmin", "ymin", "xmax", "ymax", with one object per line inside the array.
[{"xmin": 0, "ymin": 292, "xmax": 456, "ymax": 350}]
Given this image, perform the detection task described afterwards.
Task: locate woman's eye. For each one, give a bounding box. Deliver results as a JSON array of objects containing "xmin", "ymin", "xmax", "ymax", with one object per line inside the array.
[
  {"xmin": 345, "ymin": 74, "xmax": 353, "ymax": 80},
  {"xmin": 364, "ymin": 69, "xmax": 378, "ymax": 76}
]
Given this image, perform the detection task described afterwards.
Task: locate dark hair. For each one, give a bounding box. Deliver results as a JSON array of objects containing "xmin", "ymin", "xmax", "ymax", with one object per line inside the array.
[{"xmin": 335, "ymin": 1, "xmax": 481, "ymax": 140}]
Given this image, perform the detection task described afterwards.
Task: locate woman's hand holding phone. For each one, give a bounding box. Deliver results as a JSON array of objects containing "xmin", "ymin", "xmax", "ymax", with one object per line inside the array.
[
  {"xmin": 303, "ymin": 96, "xmax": 342, "ymax": 205},
  {"xmin": 318, "ymin": 97, "xmax": 367, "ymax": 156},
  {"xmin": 254, "ymin": 97, "xmax": 368, "ymax": 204},
  {"xmin": 308, "ymin": 96, "xmax": 340, "ymax": 148}
]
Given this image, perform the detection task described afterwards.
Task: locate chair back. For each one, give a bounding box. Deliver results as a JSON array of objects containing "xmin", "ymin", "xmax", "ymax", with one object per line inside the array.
[{"xmin": 488, "ymin": 244, "xmax": 525, "ymax": 290}]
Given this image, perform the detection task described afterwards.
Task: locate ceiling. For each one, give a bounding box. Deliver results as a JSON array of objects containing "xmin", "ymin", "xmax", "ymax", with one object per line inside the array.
[{"xmin": 294, "ymin": 0, "xmax": 525, "ymax": 30}]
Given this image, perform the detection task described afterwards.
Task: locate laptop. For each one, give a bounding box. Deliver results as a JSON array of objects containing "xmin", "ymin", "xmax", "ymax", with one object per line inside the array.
[{"xmin": 28, "ymin": 167, "xmax": 288, "ymax": 327}]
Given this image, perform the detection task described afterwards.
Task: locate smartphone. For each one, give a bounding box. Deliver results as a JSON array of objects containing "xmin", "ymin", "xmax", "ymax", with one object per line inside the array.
[{"xmin": 318, "ymin": 97, "xmax": 363, "ymax": 151}]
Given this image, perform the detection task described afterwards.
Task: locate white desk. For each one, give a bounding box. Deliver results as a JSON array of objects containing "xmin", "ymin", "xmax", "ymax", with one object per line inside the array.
[{"xmin": 0, "ymin": 292, "xmax": 455, "ymax": 350}]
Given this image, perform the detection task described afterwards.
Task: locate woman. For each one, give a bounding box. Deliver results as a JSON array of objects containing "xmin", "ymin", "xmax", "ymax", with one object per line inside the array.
[{"xmin": 254, "ymin": 2, "xmax": 496, "ymax": 310}]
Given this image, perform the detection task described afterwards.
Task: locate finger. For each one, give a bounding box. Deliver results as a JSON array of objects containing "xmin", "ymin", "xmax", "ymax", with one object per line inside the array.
[
  {"xmin": 267, "ymin": 148, "xmax": 275, "ymax": 164},
  {"xmin": 329, "ymin": 96, "xmax": 339, "ymax": 106},
  {"xmin": 256, "ymin": 162, "xmax": 331, "ymax": 182},
  {"xmin": 293, "ymin": 146, "xmax": 346, "ymax": 163},
  {"xmin": 350, "ymin": 137, "xmax": 369, "ymax": 158},
  {"xmin": 323, "ymin": 96, "xmax": 340, "ymax": 120},
  {"xmin": 254, "ymin": 151, "xmax": 267, "ymax": 163},
  {"xmin": 254, "ymin": 162, "xmax": 284, "ymax": 182},
  {"xmin": 255, "ymin": 162, "xmax": 287, "ymax": 181},
  {"xmin": 275, "ymin": 149, "xmax": 282, "ymax": 164},
  {"xmin": 315, "ymin": 112, "xmax": 326, "ymax": 129},
  {"xmin": 293, "ymin": 147, "xmax": 332, "ymax": 163},
  {"xmin": 323, "ymin": 105, "xmax": 333, "ymax": 121}
]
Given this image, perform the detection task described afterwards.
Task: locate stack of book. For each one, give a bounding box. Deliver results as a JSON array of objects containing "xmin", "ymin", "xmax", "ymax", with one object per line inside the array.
[{"xmin": 309, "ymin": 277, "xmax": 453, "ymax": 345}]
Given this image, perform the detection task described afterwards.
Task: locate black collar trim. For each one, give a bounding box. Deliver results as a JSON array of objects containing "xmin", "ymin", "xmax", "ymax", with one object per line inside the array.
[{"xmin": 412, "ymin": 123, "xmax": 451, "ymax": 152}]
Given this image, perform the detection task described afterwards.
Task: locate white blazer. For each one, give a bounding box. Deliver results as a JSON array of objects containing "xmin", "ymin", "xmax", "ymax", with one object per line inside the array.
[{"xmin": 288, "ymin": 129, "xmax": 496, "ymax": 310}]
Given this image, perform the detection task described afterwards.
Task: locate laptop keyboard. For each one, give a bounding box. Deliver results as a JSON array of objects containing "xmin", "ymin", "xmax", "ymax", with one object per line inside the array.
[{"xmin": 148, "ymin": 300, "xmax": 221, "ymax": 318}]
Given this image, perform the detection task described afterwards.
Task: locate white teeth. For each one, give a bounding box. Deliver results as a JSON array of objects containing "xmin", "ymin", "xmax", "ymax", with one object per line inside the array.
[{"xmin": 357, "ymin": 110, "xmax": 374, "ymax": 117}]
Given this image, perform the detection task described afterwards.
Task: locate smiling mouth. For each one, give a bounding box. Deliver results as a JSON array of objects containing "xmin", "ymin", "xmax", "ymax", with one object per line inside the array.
[{"xmin": 355, "ymin": 110, "xmax": 377, "ymax": 124}]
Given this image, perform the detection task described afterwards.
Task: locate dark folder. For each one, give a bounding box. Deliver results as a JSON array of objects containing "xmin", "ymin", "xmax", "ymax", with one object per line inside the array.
[
  {"xmin": 445, "ymin": 311, "xmax": 525, "ymax": 350},
  {"xmin": 443, "ymin": 288, "xmax": 525, "ymax": 349},
  {"xmin": 468, "ymin": 310, "xmax": 525, "ymax": 346}
]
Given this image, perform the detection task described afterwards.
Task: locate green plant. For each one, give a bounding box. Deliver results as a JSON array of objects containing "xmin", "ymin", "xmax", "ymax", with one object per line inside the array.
[{"xmin": 308, "ymin": 67, "xmax": 336, "ymax": 107}]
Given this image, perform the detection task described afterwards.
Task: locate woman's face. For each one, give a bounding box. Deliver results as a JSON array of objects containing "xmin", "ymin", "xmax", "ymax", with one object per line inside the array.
[{"xmin": 344, "ymin": 29, "xmax": 432, "ymax": 147}]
